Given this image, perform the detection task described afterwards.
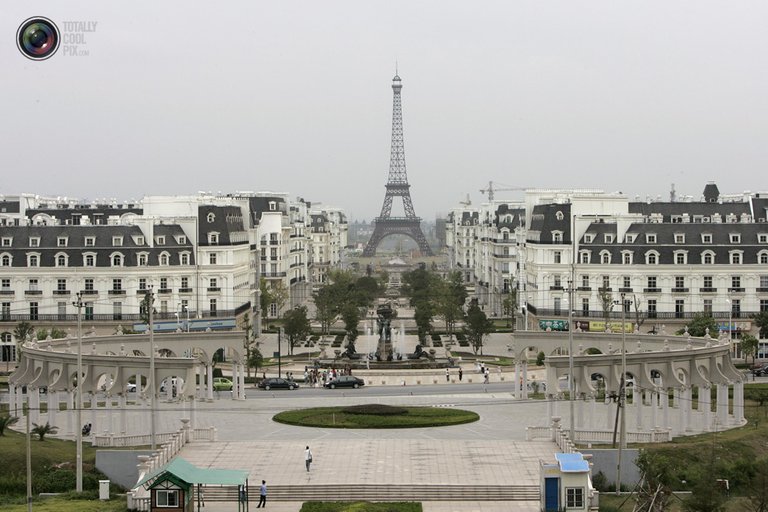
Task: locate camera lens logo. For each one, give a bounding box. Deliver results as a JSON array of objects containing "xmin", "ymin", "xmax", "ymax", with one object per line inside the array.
[{"xmin": 17, "ymin": 17, "xmax": 60, "ymax": 60}]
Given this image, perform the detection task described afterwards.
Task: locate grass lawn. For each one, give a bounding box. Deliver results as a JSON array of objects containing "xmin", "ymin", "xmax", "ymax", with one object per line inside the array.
[
  {"xmin": 1, "ymin": 497, "xmax": 127, "ymax": 512},
  {"xmin": 300, "ymin": 502, "xmax": 422, "ymax": 512},
  {"xmin": 0, "ymin": 428, "xmax": 97, "ymax": 473},
  {"xmin": 274, "ymin": 404, "xmax": 479, "ymax": 428}
]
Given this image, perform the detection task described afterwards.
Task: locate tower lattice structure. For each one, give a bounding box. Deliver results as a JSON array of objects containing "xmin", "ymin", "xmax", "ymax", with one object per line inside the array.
[{"xmin": 363, "ymin": 74, "xmax": 433, "ymax": 257}]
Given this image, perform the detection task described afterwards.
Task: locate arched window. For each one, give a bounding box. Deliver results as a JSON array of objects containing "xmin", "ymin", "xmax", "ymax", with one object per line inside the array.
[
  {"xmin": 730, "ymin": 251, "xmax": 743, "ymax": 265},
  {"xmin": 0, "ymin": 254, "xmax": 10, "ymax": 266},
  {"xmin": 56, "ymin": 254, "xmax": 67, "ymax": 267},
  {"xmin": 207, "ymin": 212, "xmax": 215, "ymax": 223},
  {"xmin": 645, "ymin": 251, "xmax": 659, "ymax": 265},
  {"xmin": 112, "ymin": 253, "xmax": 124, "ymax": 267},
  {"xmin": 760, "ymin": 251, "xmax": 768, "ymax": 265},
  {"xmin": 579, "ymin": 251, "xmax": 591, "ymax": 264},
  {"xmin": 702, "ymin": 251, "xmax": 715, "ymax": 265},
  {"xmin": 600, "ymin": 251, "xmax": 611, "ymax": 264},
  {"xmin": 621, "ymin": 251, "xmax": 632, "ymax": 265},
  {"xmin": 555, "ymin": 211, "xmax": 564, "ymax": 221},
  {"xmin": 28, "ymin": 254, "xmax": 39, "ymax": 267},
  {"xmin": 180, "ymin": 252, "xmax": 190, "ymax": 265},
  {"xmin": 159, "ymin": 252, "xmax": 170, "ymax": 266}
]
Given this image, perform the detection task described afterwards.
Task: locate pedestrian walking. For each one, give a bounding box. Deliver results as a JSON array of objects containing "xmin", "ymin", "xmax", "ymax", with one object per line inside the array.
[
  {"xmin": 256, "ymin": 480, "xmax": 267, "ymax": 508},
  {"xmin": 446, "ymin": 368, "xmax": 450, "ymax": 382},
  {"xmin": 458, "ymin": 368, "xmax": 463, "ymax": 381},
  {"xmin": 305, "ymin": 445, "xmax": 313, "ymax": 472},
  {"xmin": 484, "ymin": 369, "xmax": 489, "ymax": 384}
]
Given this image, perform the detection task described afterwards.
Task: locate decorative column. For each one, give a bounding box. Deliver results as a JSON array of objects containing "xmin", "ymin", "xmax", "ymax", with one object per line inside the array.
[
  {"xmin": 589, "ymin": 395, "xmax": 597, "ymax": 429},
  {"xmin": 661, "ymin": 388, "xmax": 670, "ymax": 432},
  {"xmin": 66, "ymin": 391, "xmax": 74, "ymax": 435},
  {"xmin": 46, "ymin": 390, "xmax": 56, "ymax": 426},
  {"xmin": 190, "ymin": 396, "xmax": 197, "ymax": 431},
  {"xmin": 635, "ymin": 390, "xmax": 643, "ymax": 431},
  {"xmin": 606, "ymin": 394, "xmax": 613, "ymax": 432},
  {"xmin": 9, "ymin": 385, "xmax": 16, "ymax": 417},
  {"xmin": 681, "ymin": 387, "xmax": 690, "ymax": 433},
  {"xmin": 700, "ymin": 385, "xmax": 712, "ymax": 432},
  {"xmin": 232, "ymin": 364, "xmax": 239, "ymax": 400},
  {"xmin": 90, "ymin": 392, "xmax": 98, "ymax": 432},
  {"xmin": 238, "ymin": 364, "xmax": 246, "ymax": 399},
  {"xmin": 206, "ymin": 364, "xmax": 214, "ymax": 401},
  {"xmin": 104, "ymin": 394, "xmax": 113, "ymax": 434},
  {"xmin": 119, "ymin": 394, "xmax": 127, "ymax": 434},
  {"xmin": 716, "ymin": 383, "xmax": 728, "ymax": 426},
  {"xmin": 522, "ymin": 363, "xmax": 528, "ymax": 399},
  {"xmin": 30, "ymin": 388, "xmax": 40, "ymax": 425},
  {"xmin": 651, "ymin": 389, "xmax": 658, "ymax": 430},
  {"xmin": 734, "ymin": 380, "xmax": 745, "ymax": 423},
  {"xmin": 514, "ymin": 362, "xmax": 521, "ymax": 399}
]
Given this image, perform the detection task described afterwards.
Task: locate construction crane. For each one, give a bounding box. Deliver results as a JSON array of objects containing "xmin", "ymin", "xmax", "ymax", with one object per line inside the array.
[{"xmin": 479, "ymin": 181, "xmax": 528, "ymax": 201}]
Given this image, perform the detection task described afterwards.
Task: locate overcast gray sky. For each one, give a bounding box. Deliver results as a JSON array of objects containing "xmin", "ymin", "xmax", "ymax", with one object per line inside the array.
[{"xmin": 2, "ymin": 2, "xmax": 767, "ymax": 221}]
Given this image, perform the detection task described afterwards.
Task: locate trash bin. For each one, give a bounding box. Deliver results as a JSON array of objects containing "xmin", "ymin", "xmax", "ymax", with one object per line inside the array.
[{"xmin": 99, "ymin": 480, "xmax": 110, "ymax": 500}]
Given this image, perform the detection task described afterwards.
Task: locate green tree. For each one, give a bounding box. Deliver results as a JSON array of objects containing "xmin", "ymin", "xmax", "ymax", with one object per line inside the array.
[
  {"xmin": 13, "ymin": 321, "xmax": 34, "ymax": 342},
  {"xmin": 240, "ymin": 313, "xmax": 255, "ymax": 378},
  {"xmin": 0, "ymin": 415, "xmax": 19, "ymax": 436},
  {"xmin": 677, "ymin": 313, "xmax": 719, "ymax": 337},
  {"xmin": 634, "ymin": 450, "xmax": 676, "ymax": 511},
  {"xmin": 247, "ymin": 347, "xmax": 264, "ymax": 376},
  {"xmin": 413, "ymin": 302, "xmax": 434, "ymax": 343},
  {"xmin": 748, "ymin": 459, "xmax": 768, "ymax": 512},
  {"xmin": 31, "ymin": 422, "xmax": 58, "ymax": 441},
  {"xmin": 464, "ymin": 302, "xmax": 494, "ymax": 355},
  {"xmin": 598, "ymin": 288, "xmax": 613, "ymax": 323},
  {"xmin": 436, "ymin": 272, "xmax": 467, "ymax": 340},
  {"xmin": 753, "ymin": 311, "xmax": 768, "ymax": 339},
  {"xmin": 283, "ymin": 306, "xmax": 311, "ymax": 355},
  {"xmin": 139, "ymin": 291, "xmax": 154, "ymax": 325},
  {"xmin": 259, "ymin": 278, "xmax": 274, "ymax": 320},
  {"xmin": 313, "ymin": 285, "xmax": 338, "ymax": 335},
  {"xmin": 270, "ymin": 281, "xmax": 289, "ymax": 318},
  {"xmin": 742, "ymin": 334, "xmax": 759, "ymax": 365},
  {"xmin": 341, "ymin": 303, "xmax": 361, "ymax": 342},
  {"xmin": 682, "ymin": 472, "xmax": 727, "ymax": 512},
  {"xmin": 502, "ymin": 290, "xmax": 518, "ymax": 330}
]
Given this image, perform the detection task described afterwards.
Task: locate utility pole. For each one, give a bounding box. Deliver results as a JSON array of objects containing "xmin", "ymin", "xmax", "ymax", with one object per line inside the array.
[
  {"xmin": 147, "ymin": 288, "xmax": 156, "ymax": 450},
  {"xmin": 277, "ymin": 327, "xmax": 283, "ymax": 378},
  {"xmin": 73, "ymin": 292, "xmax": 84, "ymax": 492}
]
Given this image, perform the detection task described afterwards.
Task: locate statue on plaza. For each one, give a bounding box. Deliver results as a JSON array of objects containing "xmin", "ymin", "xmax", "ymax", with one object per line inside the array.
[{"xmin": 375, "ymin": 303, "xmax": 394, "ymax": 360}]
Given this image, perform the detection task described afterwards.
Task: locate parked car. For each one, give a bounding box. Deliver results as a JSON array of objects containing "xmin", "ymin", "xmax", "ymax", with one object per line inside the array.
[
  {"xmin": 126, "ymin": 383, "xmax": 137, "ymax": 393},
  {"xmin": 213, "ymin": 377, "xmax": 233, "ymax": 391},
  {"xmin": 752, "ymin": 364, "xmax": 768, "ymax": 377},
  {"xmin": 258, "ymin": 378, "xmax": 298, "ymax": 390},
  {"xmin": 324, "ymin": 375, "xmax": 364, "ymax": 389}
]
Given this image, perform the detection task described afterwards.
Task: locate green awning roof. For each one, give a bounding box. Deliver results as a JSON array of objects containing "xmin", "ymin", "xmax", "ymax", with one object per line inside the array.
[{"xmin": 137, "ymin": 457, "xmax": 249, "ymax": 489}]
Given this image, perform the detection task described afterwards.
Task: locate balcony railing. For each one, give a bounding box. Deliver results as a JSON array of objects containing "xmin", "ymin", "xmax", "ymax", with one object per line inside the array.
[
  {"xmin": 25, "ymin": 290, "xmax": 42, "ymax": 295},
  {"xmin": 728, "ymin": 287, "xmax": 745, "ymax": 293},
  {"xmin": 700, "ymin": 287, "xmax": 717, "ymax": 293},
  {"xmin": 671, "ymin": 287, "xmax": 689, "ymax": 293},
  {"xmin": 207, "ymin": 287, "xmax": 221, "ymax": 292},
  {"xmin": 262, "ymin": 272, "xmax": 287, "ymax": 278},
  {"xmin": 618, "ymin": 287, "xmax": 633, "ymax": 293},
  {"xmin": 0, "ymin": 290, "xmax": 14, "ymax": 295},
  {"xmin": 108, "ymin": 290, "xmax": 126, "ymax": 295},
  {"xmin": 53, "ymin": 290, "xmax": 71, "ymax": 295},
  {"xmin": 157, "ymin": 288, "xmax": 172, "ymax": 294},
  {"xmin": 178, "ymin": 287, "xmax": 193, "ymax": 293},
  {"xmin": 0, "ymin": 309, "xmax": 238, "ymax": 323},
  {"xmin": 643, "ymin": 287, "xmax": 661, "ymax": 293},
  {"xmin": 81, "ymin": 290, "xmax": 98, "ymax": 295}
]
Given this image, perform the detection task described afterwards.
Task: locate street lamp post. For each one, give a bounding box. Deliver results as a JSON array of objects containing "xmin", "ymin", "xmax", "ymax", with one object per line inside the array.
[
  {"xmin": 73, "ymin": 293, "xmax": 84, "ymax": 493},
  {"xmin": 616, "ymin": 292, "xmax": 629, "ymax": 495},
  {"xmin": 567, "ymin": 280, "xmax": 575, "ymax": 442}
]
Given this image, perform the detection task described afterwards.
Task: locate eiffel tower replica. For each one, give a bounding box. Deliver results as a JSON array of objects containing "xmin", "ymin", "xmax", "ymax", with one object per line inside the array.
[{"xmin": 363, "ymin": 74, "xmax": 433, "ymax": 257}]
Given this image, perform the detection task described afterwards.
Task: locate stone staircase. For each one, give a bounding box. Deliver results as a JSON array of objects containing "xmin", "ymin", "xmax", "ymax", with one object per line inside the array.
[{"xmin": 197, "ymin": 484, "xmax": 539, "ymax": 502}]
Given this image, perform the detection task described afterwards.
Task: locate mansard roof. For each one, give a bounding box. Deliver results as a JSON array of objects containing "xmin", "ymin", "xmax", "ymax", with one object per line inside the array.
[
  {"xmin": 494, "ymin": 204, "xmax": 525, "ymax": 228},
  {"xmin": 198, "ymin": 205, "xmax": 247, "ymax": 246},
  {"xmin": 0, "ymin": 201, "xmax": 20, "ymax": 214},
  {"xmin": 528, "ymin": 203, "xmax": 571, "ymax": 243},
  {"xmin": 247, "ymin": 196, "xmax": 287, "ymax": 224},
  {"xmin": 627, "ymin": 201, "xmax": 751, "ymax": 221},
  {"xmin": 0, "ymin": 224, "xmax": 196, "ymax": 267}
]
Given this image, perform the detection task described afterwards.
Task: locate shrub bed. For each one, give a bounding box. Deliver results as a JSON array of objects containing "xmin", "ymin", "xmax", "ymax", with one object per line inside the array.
[
  {"xmin": 274, "ymin": 406, "xmax": 478, "ymax": 429},
  {"xmin": 341, "ymin": 404, "xmax": 408, "ymax": 416}
]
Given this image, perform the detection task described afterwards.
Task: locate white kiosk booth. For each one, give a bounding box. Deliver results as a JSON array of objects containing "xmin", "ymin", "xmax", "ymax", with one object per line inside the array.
[{"xmin": 540, "ymin": 453, "xmax": 598, "ymax": 511}]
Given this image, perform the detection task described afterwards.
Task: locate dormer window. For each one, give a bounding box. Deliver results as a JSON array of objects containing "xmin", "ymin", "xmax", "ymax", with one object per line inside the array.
[
  {"xmin": 138, "ymin": 252, "xmax": 148, "ymax": 266},
  {"xmin": 552, "ymin": 231, "xmax": 563, "ymax": 243},
  {"xmin": 180, "ymin": 252, "xmax": 190, "ymax": 265},
  {"xmin": 178, "ymin": 236, "xmax": 187, "ymax": 244},
  {"xmin": 759, "ymin": 234, "xmax": 768, "ymax": 244},
  {"xmin": 57, "ymin": 237, "xmax": 68, "ymax": 247},
  {"xmin": 674, "ymin": 250, "xmax": 688, "ymax": 264},
  {"xmin": 674, "ymin": 233, "xmax": 685, "ymax": 244},
  {"xmin": 584, "ymin": 234, "xmax": 594, "ymax": 243},
  {"xmin": 730, "ymin": 233, "xmax": 741, "ymax": 244},
  {"xmin": 136, "ymin": 236, "xmax": 145, "ymax": 245},
  {"xmin": 27, "ymin": 253, "xmax": 40, "ymax": 267},
  {"xmin": 111, "ymin": 253, "xmax": 124, "ymax": 266},
  {"xmin": 646, "ymin": 234, "xmax": 657, "ymax": 244},
  {"xmin": 646, "ymin": 250, "xmax": 660, "ymax": 264},
  {"xmin": 579, "ymin": 250, "xmax": 591, "ymax": 264},
  {"xmin": 730, "ymin": 251, "xmax": 743, "ymax": 264},
  {"xmin": 83, "ymin": 253, "xmax": 96, "ymax": 267},
  {"xmin": 85, "ymin": 236, "xmax": 95, "ymax": 247},
  {"xmin": 625, "ymin": 234, "xmax": 635, "ymax": 243},
  {"xmin": 555, "ymin": 211, "xmax": 564, "ymax": 221},
  {"xmin": 156, "ymin": 235, "xmax": 166, "ymax": 245},
  {"xmin": 207, "ymin": 212, "xmax": 215, "ymax": 223},
  {"xmin": 112, "ymin": 236, "xmax": 123, "ymax": 247},
  {"xmin": 208, "ymin": 232, "xmax": 219, "ymax": 245},
  {"xmin": 621, "ymin": 251, "xmax": 632, "ymax": 264},
  {"xmin": 701, "ymin": 234, "xmax": 713, "ymax": 244},
  {"xmin": 55, "ymin": 253, "xmax": 68, "ymax": 267},
  {"xmin": 604, "ymin": 234, "xmax": 614, "ymax": 243},
  {"xmin": 1, "ymin": 237, "xmax": 11, "ymax": 247},
  {"xmin": 159, "ymin": 252, "xmax": 170, "ymax": 266},
  {"xmin": 600, "ymin": 250, "xmax": 611, "ymax": 264},
  {"xmin": 269, "ymin": 201, "xmax": 277, "ymax": 211},
  {"xmin": 29, "ymin": 237, "xmax": 40, "ymax": 247}
]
